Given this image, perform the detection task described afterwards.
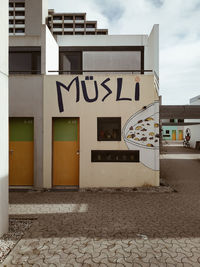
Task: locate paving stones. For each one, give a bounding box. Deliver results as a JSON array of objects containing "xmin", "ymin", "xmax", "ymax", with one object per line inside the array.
[{"xmin": 2, "ymin": 155, "xmax": 200, "ymax": 266}]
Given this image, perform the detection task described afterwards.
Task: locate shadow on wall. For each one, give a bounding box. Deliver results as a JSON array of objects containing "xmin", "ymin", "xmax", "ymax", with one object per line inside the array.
[{"xmin": 0, "ymin": 175, "xmax": 9, "ymax": 237}]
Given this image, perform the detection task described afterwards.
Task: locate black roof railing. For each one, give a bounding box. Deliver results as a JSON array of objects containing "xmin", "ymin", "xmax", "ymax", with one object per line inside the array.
[{"xmin": 49, "ymin": 69, "xmax": 153, "ymax": 74}]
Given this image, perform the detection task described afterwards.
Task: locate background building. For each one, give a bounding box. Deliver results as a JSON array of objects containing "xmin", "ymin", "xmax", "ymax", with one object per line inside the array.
[
  {"xmin": 184, "ymin": 95, "xmax": 200, "ymax": 149},
  {"xmin": 0, "ymin": 0, "xmax": 9, "ymax": 236}
]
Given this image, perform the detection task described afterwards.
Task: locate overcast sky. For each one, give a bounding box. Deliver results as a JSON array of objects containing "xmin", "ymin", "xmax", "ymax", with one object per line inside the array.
[{"xmin": 48, "ymin": 0, "xmax": 200, "ymax": 105}]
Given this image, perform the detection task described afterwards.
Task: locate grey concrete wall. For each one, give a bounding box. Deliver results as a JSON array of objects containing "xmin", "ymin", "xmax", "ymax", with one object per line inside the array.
[
  {"xmin": 0, "ymin": 0, "xmax": 8, "ymax": 237},
  {"xmin": 145, "ymin": 24, "xmax": 159, "ymax": 77},
  {"xmin": 9, "ymin": 75, "xmax": 43, "ymax": 188},
  {"xmin": 83, "ymin": 51, "xmax": 141, "ymax": 72},
  {"xmin": 25, "ymin": 0, "xmax": 48, "ymax": 36}
]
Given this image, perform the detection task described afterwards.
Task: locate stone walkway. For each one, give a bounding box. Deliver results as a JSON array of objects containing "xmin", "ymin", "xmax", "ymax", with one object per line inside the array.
[{"xmin": 2, "ymin": 148, "xmax": 200, "ymax": 266}]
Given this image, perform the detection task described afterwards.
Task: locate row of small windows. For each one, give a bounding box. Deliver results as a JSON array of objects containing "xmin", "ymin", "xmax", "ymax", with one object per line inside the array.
[
  {"xmin": 52, "ymin": 15, "xmax": 85, "ymax": 21},
  {"xmin": 53, "ymin": 24, "xmax": 96, "ymax": 29},
  {"xmin": 9, "ymin": 2, "xmax": 25, "ymax": 7},
  {"xmin": 9, "ymin": 11, "xmax": 25, "ymax": 16},
  {"xmin": 9, "ymin": 28, "xmax": 25, "ymax": 33},
  {"xmin": 9, "ymin": 19, "xmax": 25, "ymax": 24}
]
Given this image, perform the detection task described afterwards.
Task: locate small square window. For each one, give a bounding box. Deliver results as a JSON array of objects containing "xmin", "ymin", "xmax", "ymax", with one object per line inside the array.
[
  {"xmin": 166, "ymin": 130, "xmax": 170, "ymax": 134},
  {"xmin": 97, "ymin": 117, "xmax": 121, "ymax": 141}
]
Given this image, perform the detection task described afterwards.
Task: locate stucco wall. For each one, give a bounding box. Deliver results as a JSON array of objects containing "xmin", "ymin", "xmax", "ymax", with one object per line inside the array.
[
  {"xmin": 43, "ymin": 74, "xmax": 159, "ymax": 188},
  {"xmin": 9, "ymin": 75, "xmax": 43, "ymax": 188},
  {"xmin": 57, "ymin": 35, "xmax": 148, "ymax": 48},
  {"xmin": 0, "ymin": 0, "xmax": 8, "ymax": 236}
]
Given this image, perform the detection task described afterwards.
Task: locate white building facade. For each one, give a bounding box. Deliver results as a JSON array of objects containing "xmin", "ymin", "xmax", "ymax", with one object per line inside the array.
[{"xmin": 0, "ymin": 0, "xmax": 9, "ymax": 236}]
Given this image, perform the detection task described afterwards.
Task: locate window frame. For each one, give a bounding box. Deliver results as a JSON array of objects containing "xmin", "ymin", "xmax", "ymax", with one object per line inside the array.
[{"xmin": 97, "ymin": 117, "xmax": 121, "ymax": 141}]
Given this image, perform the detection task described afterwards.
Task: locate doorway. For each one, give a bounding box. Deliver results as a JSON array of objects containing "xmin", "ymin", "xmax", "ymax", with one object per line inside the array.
[
  {"xmin": 53, "ymin": 118, "xmax": 79, "ymax": 186},
  {"xmin": 9, "ymin": 118, "xmax": 34, "ymax": 186}
]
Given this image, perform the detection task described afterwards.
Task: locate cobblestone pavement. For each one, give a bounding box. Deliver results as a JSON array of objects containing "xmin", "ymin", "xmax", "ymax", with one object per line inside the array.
[{"xmin": 3, "ymin": 150, "xmax": 200, "ymax": 266}]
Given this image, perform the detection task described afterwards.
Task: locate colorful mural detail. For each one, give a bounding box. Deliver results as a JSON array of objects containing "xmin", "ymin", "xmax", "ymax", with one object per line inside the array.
[
  {"xmin": 123, "ymin": 101, "xmax": 160, "ymax": 170},
  {"xmin": 56, "ymin": 76, "xmax": 141, "ymax": 112}
]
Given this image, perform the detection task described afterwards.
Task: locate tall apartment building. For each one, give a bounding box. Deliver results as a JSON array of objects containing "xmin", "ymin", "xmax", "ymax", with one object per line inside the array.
[
  {"xmin": 47, "ymin": 10, "xmax": 108, "ymax": 36},
  {"xmin": 0, "ymin": 0, "xmax": 8, "ymax": 236},
  {"xmin": 9, "ymin": 0, "xmax": 159, "ymax": 189}
]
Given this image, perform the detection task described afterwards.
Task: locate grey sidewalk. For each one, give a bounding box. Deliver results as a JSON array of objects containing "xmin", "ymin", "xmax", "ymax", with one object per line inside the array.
[{"xmin": 2, "ymin": 151, "xmax": 200, "ymax": 266}]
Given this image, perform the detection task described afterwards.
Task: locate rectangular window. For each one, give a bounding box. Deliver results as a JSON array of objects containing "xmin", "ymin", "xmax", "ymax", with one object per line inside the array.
[
  {"xmin": 170, "ymin": 119, "xmax": 174, "ymax": 123},
  {"xmin": 15, "ymin": 3, "xmax": 25, "ymax": 7},
  {"xmin": 15, "ymin": 20, "xmax": 25, "ymax": 24},
  {"xmin": 75, "ymin": 16, "xmax": 84, "ymax": 20},
  {"xmin": 64, "ymin": 24, "xmax": 73, "ymax": 28},
  {"xmin": 64, "ymin": 16, "xmax": 73, "ymax": 20},
  {"xmin": 91, "ymin": 150, "xmax": 139, "ymax": 162},
  {"xmin": 59, "ymin": 51, "xmax": 82, "ymax": 74},
  {"xmin": 86, "ymin": 24, "xmax": 95, "ymax": 28},
  {"xmin": 97, "ymin": 117, "xmax": 121, "ymax": 141},
  {"xmin": 166, "ymin": 130, "xmax": 170, "ymax": 134},
  {"xmin": 15, "ymin": 11, "xmax": 25, "ymax": 16},
  {"xmin": 53, "ymin": 16, "xmax": 62, "ymax": 20},
  {"xmin": 9, "ymin": 51, "xmax": 41, "ymax": 74},
  {"xmin": 75, "ymin": 24, "xmax": 84, "ymax": 28}
]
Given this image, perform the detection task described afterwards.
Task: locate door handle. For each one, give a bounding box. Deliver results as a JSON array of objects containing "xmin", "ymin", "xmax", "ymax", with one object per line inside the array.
[
  {"xmin": 76, "ymin": 151, "xmax": 80, "ymax": 155},
  {"xmin": 9, "ymin": 150, "xmax": 14, "ymax": 153}
]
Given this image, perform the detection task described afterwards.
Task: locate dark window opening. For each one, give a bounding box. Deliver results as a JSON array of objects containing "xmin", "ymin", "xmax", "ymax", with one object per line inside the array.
[
  {"xmin": 9, "ymin": 20, "xmax": 14, "ymax": 24},
  {"xmin": 15, "ymin": 28, "xmax": 25, "ymax": 33},
  {"xmin": 64, "ymin": 32, "xmax": 73, "ymax": 35},
  {"xmin": 9, "ymin": 3, "xmax": 13, "ymax": 7},
  {"xmin": 9, "ymin": 28, "xmax": 13, "ymax": 33},
  {"xmin": 59, "ymin": 51, "xmax": 82, "ymax": 74},
  {"xmin": 15, "ymin": 11, "xmax": 25, "ymax": 16},
  {"xmin": 170, "ymin": 119, "xmax": 174, "ymax": 123},
  {"xmin": 86, "ymin": 32, "xmax": 95, "ymax": 35},
  {"xmin": 166, "ymin": 130, "xmax": 170, "ymax": 134},
  {"xmin": 178, "ymin": 119, "xmax": 184, "ymax": 123},
  {"xmin": 64, "ymin": 16, "xmax": 73, "ymax": 20},
  {"xmin": 75, "ymin": 24, "xmax": 84, "ymax": 28},
  {"xmin": 97, "ymin": 32, "xmax": 107, "ymax": 35},
  {"xmin": 91, "ymin": 150, "xmax": 139, "ymax": 162},
  {"xmin": 9, "ymin": 51, "xmax": 41, "ymax": 74},
  {"xmin": 15, "ymin": 20, "xmax": 25, "ymax": 24},
  {"xmin": 86, "ymin": 24, "xmax": 95, "ymax": 28},
  {"xmin": 53, "ymin": 24, "xmax": 62, "ymax": 28},
  {"xmin": 75, "ymin": 32, "xmax": 84, "ymax": 35},
  {"xmin": 53, "ymin": 16, "xmax": 62, "ymax": 20},
  {"xmin": 75, "ymin": 16, "xmax": 84, "ymax": 20},
  {"xmin": 97, "ymin": 117, "xmax": 121, "ymax": 141},
  {"xmin": 15, "ymin": 3, "xmax": 25, "ymax": 7},
  {"xmin": 64, "ymin": 24, "xmax": 73, "ymax": 28},
  {"xmin": 9, "ymin": 11, "xmax": 14, "ymax": 16},
  {"xmin": 54, "ymin": 32, "xmax": 62, "ymax": 35}
]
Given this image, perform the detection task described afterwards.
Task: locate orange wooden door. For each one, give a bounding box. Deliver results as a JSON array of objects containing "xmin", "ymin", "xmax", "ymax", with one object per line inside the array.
[
  {"xmin": 9, "ymin": 118, "xmax": 34, "ymax": 186},
  {"xmin": 172, "ymin": 130, "xmax": 176, "ymax": 140},
  {"xmin": 53, "ymin": 118, "xmax": 79, "ymax": 186}
]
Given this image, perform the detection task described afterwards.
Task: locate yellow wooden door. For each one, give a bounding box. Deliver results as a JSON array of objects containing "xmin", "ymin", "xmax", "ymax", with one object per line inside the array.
[
  {"xmin": 172, "ymin": 130, "xmax": 176, "ymax": 140},
  {"xmin": 53, "ymin": 118, "xmax": 79, "ymax": 186},
  {"xmin": 9, "ymin": 118, "xmax": 34, "ymax": 186}
]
